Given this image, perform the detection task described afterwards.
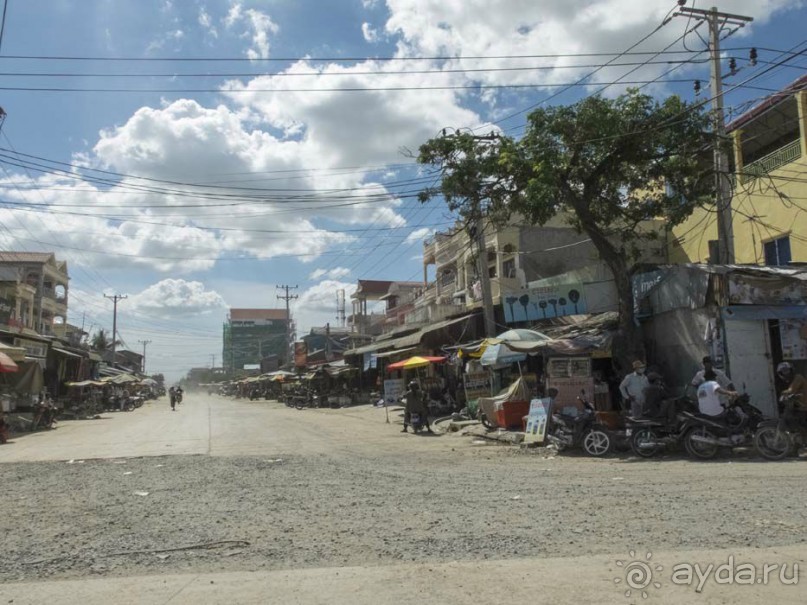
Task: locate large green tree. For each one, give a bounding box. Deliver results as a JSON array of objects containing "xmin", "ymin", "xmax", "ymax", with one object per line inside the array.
[{"xmin": 418, "ymin": 89, "xmax": 713, "ymax": 369}]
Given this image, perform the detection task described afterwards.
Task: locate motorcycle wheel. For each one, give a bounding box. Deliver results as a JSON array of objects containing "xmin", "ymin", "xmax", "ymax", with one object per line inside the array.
[
  {"xmin": 631, "ymin": 428, "xmax": 661, "ymax": 458},
  {"xmin": 480, "ymin": 413, "xmax": 496, "ymax": 430},
  {"xmin": 685, "ymin": 426, "xmax": 719, "ymax": 459},
  {"xmin": 124, "ymin": 402, "xmax": 135, "ymax": 412},
  {"xmin": 295, "ymin": 400, "xmax": 305, "ymax": 410},
  {"xmin": 583, "ymin": 429, "xmax": 611, "ymax": 457},
  {"xmin": 754, "ymin": 427, "xmax": 791, "ymax": 460}
]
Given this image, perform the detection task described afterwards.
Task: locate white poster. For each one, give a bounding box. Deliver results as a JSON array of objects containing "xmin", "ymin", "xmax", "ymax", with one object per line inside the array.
[
  {"xmin": 383, "ymin": 379, "xmax": 405, "ymax": 406},
  {"xmin": 524, "ymin": 398, "xmax": 551, "ymax": 445}
]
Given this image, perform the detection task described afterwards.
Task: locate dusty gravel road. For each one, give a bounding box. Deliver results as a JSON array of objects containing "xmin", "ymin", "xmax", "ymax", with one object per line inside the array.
[{"xmin": 1, "ymin": 393, "xmax": 806, "ymax": 602}]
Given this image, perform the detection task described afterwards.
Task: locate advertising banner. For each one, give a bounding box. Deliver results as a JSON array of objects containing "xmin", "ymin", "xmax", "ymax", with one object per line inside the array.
[
  {"xmin": 524, "ymin": 397, "xmax": 551, "ymax": 445},
  {"xmin": 463, "ymin": 372, "xmax": 491, "ymax": 401},
  {"xmin": 502, "ymin": 280, "xmax": 586, "ymax": 323}
]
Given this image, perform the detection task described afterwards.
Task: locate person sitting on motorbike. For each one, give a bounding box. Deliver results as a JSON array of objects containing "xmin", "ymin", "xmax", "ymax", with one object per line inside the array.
[
  {"xmin": 401, "ymin": 380, "xmax": 432, "ymax": 434},
  {"xmin": 642, "ymin": 372, "xmax": 676, "ymax": 426},
  {"xmin": 777, "ymin": 361, "xmax": 807, "ymax": 407},
  {"xmin": 696, "ymin": 370, "xmax": 738, "ymax": 419}
]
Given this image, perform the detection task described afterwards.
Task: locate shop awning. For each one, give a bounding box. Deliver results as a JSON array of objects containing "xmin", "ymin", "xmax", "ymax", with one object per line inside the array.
[
  {"xmin": 374, "ymin": 347, "xmax": 417, "ymax": 359},
  {"xmin": 52, "ymin": 346, "xmax": 83, "ymax": 359},
  {"xmin": 88, "ymin": 352, "xmax": 103, "ymax": 362},
  {"xmin": 344, "ymin": 314, "xmax": 476, "ymax": 357},
  {"xmin": 0, "ymin": 341, "xmax": 26, "ymax": 362},
  {"xmin": 722, "ymin": 305, "xmax": 807, "ymax": 321}
]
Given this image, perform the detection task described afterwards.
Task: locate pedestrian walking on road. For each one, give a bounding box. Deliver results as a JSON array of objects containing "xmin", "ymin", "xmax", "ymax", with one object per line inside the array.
[{"xmin": 169, "ymin": 386, "xmax": 176, "ymax": 411}]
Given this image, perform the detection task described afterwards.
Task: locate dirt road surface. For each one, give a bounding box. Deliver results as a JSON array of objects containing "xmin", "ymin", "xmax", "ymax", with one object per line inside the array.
[{"xmin": 1, "ymin": 393, "xmax": 805, "ymax": 604}]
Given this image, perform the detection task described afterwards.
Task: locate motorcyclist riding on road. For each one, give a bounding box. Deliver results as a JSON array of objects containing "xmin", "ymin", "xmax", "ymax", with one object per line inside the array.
[{"xmin": 401, "ymin": 380, "xmax": 432, "ymax": 434}]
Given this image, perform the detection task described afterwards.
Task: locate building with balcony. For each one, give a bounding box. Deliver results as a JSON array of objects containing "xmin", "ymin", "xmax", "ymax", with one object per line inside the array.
[
  {"xmin": 350, "ymin": 280, "xmax": 423, "ymax": 335},
  {"xmin": 672, "ymin": 75, "xmax": 807, "ymax": 265},
  {"xmin": 223, "ymin": 308, "xmax": 290, "ymax": 372},
  {"xmin": 0, "ymin": 252, "xmax": 69, "ymax": 335}
]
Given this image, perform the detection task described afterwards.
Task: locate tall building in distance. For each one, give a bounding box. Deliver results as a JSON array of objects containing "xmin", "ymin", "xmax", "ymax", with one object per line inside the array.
[{"xmin": 222, "ymin": 308, "xmax": 290, "ymax": 372}]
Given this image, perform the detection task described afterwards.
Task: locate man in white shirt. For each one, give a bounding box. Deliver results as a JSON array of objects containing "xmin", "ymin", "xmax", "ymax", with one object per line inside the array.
[
  {"xmin": 691, "ymin": 356, "xmax": 734, "ymax": 390},
  {"xmin": 697, "ymin": 370, "xmax": 738, "ymax": 417},
  {"xmin": 619, "ymin": 360, "xmax": 649, "ymax": 417}
]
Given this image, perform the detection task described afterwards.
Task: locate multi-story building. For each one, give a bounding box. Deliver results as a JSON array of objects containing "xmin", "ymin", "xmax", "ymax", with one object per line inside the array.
[
  {"xmin": 350, "ymin": 280, "xmax": 423, "ymax": 335},
  {"xmin": 223, "ymin": 308, "xmax": 290, "ymax": 372},
  {"xmin": 0, "ymin": 252, "xmax": 69, "ymax": 335},
  {"xmin": 672, "ymin": 75, "xmax": 807, "ymax": 265}
]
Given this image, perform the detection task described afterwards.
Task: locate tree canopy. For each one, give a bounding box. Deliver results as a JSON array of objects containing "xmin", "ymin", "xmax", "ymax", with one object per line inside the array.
[{"xmin": 418, "ymin": 89, "xmax": 713, "ymax": 368}]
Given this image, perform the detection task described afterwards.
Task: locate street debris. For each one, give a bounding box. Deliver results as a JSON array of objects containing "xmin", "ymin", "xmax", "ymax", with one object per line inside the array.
[{"xmin": 133, "ymin": 491, "xmax": 149, "ymax": 497}]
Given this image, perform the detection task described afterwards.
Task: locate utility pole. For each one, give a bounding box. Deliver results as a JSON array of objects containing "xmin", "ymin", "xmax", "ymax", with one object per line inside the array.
[
  {"xmin": 277, "ymin": 285, "xmax": 298, "ymax": 364},
  {"xmin": 103, "ymin": 294, "xmax": 127, "ymax": 363},
  {"xmin": 675, "ymin": 4, "xmax": 752, "ymax": 264},
  {"xmin": 468, "ymin": 210, "xmax": 496, "ymax": 338},
  {"xmin": 210, "ymin": 354, "xmax": 215, "ymax": 368},
  {"xmin": 138, "ymin": 339, "xmax": 152, "ymax": 374}
]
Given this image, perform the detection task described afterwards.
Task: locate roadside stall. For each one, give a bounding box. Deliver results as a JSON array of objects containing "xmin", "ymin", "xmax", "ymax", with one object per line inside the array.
[{"xmin": 476, "ymin": 377, "xmax": 533, "ymax": 430}]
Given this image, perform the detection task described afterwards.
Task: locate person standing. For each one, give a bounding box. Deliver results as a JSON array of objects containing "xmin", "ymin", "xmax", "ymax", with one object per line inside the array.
[
  {"xmin": 691, "ymin": 356, "xmax": 734, "ymax": 390},
  {"xmin": 619, "ymin": 360, "xmax": 650, "ymax": 417}
]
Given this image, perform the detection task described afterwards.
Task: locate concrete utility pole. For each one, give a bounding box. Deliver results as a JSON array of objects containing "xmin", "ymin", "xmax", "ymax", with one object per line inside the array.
[
  {"xmin": 277, "ymin": 285, "xmax": 298, "ymax": 364},
  {"xmin": 138, "ymin": 339, "xmax": 152, "ymax": 374},
  {"xmin": 675, "ymin": 4, "xmax": 753, "ymax": 264},
  {"xmin": 103, "ymin": 294, "xmax": 127, "ymax": 362},
  {"xmin": 468, "ymin": 213, "xmax": 496, "ymax": 338}
]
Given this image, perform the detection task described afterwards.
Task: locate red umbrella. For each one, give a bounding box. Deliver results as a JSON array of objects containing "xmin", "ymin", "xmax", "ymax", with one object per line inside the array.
[{"xmin": 0, "ymin": 351, "xmax": 19, "ymax": 373}]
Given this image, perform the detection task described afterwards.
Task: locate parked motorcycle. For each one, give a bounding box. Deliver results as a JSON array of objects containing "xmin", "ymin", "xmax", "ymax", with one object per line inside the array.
[
  {"xmin": 682, "ymin": 393, "xmax": 765, "ymax": 459},
  {"xmin": 755, "ymin": 393, "xmax": 806, "ymax": 460},
  {"xmin": 546, "ymin": 391, "xmax": 612, "ymax": 457},
  {"xmin": 627, "ymin": 396, "xmax": 697, "ymax": 458}
]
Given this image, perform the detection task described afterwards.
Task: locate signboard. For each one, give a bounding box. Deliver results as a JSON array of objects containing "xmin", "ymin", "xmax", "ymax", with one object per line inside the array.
[
  {"xmin": 728, "ymin": 275, "xmax": 807, "ymax": 306},
  {"xmin": 633, "ymin": 270, "xmax": 665, "ymax": 316},
  {"xmin": 501, "ymin": 279, "xmax": 587, "ymax": 323},
  {"xmin": 383, "ymin": 378, "xmax": 405, "ymax": 406},
  {"xmin": 546, "ymin": 357, "xmax": 592, "ymax": 414},
  {"xmin": 463, "ymin": 372, "xmax": 491, "ymax": 401},
  {"xmin": 363, "ymin": 352, "xmax": 377, "ymax": 371},
  {"xmin": 524, "ymin": 397, "xmax": 551, "ymax": 445},
  {"xmin": 14, "ymin": 337, "xmax": 47, "ymax": 358},
  {"xmin": 780, "ymin": 319, "xmax": 807, "ymax": 360},
  {"xmin": 294, "ymin": 341, "xmax": 307, "ymax": 367}
]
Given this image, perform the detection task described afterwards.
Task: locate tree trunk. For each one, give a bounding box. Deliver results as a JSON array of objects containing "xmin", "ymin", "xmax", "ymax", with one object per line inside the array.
[{"xmin": 570, "ymin": 198, "xmax": 645, "ymax": 373}]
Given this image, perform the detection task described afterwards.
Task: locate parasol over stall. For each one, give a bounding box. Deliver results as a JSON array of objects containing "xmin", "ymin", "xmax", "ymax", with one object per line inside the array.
[{"xmin": 386, "ymin": 356, "xmax": 446, "ymax": 372}]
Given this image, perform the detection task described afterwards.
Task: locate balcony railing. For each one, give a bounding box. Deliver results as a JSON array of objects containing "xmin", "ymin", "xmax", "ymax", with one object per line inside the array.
[{"xmin": 740, "ymin": 139, "xmax": 801, "ymax": 184}]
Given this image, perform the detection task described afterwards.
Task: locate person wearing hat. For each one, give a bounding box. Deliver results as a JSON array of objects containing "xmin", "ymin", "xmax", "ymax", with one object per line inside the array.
[
  {"xmin": 619, "ymin": 360, "xmax": 650, "ymax": 417},
  {"xmin": 691, "ymin": 356, "xmax": 734, "ymax": 390}
]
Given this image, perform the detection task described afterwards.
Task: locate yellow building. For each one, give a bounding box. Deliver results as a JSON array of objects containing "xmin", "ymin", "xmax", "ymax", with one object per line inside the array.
[{"xmin": 672, "ymin": 76, "xmax": 807, "ymax": 265}]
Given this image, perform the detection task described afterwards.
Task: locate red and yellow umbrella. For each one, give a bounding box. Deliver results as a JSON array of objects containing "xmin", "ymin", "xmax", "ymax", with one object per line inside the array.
[{"xmin": 386, "ymin": 355, "xmax": 446, "ymax": 372}]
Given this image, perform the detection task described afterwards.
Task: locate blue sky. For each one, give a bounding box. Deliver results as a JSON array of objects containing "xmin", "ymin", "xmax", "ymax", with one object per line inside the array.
[{"xmin": 0, "ymin": 0, "xmax": 804, "ymax": 380}]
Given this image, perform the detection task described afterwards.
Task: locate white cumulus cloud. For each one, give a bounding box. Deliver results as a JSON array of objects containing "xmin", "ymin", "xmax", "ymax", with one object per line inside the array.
[{"xmin": 127, "ymin": 279, "xmax": 228, "ymax": 319}]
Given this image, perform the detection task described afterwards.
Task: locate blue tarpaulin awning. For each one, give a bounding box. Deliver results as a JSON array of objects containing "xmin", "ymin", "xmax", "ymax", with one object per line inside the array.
[{"xmin": 722, "ymin": 305, "xmax": 807, "ymax": 321}]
